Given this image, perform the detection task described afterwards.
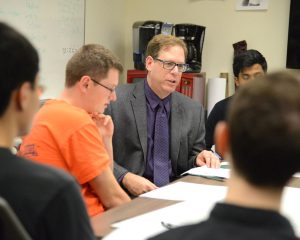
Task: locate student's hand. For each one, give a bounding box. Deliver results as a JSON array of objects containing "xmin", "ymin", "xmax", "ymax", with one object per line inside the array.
[
  {"xmin": 90, "ymin": 113, "xmax": 114, "ymax": 139},
  {"xmin": 196, "ymin": 150, "xmax": 220, "ymax": 168},
  {"xmin": 122, "ymin": 172, "xmax": 158, "ymax": 196}
]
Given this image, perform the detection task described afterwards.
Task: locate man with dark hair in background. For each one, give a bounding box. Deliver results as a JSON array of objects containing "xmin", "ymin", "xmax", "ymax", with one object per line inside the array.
[
  {"xmin": 205, "ymin": 49, "xmax": 267, "ymax": 151},
  {"xmin": 0, "ymin": 22, "xmax": 95, "ymax": 239},
  {"xmin": 150, "ymin": 70, "xmax": 300, "ymax": 240}
]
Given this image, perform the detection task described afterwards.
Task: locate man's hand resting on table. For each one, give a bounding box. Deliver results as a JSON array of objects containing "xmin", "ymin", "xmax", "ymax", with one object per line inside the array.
[
  {"xmin": 196, "ymin": 150, "xmax": 221, "ymax": 168},
  {"xmin": 122, "ymin": 172, "xmax": 158, "ymax": 196}
]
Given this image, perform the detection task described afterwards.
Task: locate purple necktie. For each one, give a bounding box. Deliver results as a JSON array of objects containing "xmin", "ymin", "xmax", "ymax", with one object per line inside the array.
[{"xmin": 153, "ymin": 102, "xmax": 170, "ymax": 187}]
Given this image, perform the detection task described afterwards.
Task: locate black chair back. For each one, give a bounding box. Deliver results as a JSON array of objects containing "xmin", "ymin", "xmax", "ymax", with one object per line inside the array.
[{"xmin": 0, "ymin": 197, "xmax": 32, "ymax": 240}]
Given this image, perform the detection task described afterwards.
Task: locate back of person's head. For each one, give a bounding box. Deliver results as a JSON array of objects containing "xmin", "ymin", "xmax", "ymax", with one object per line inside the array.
[
  {"xmin": 65, "ymin": 44, "xmax": 123, "ymax": 87},
  {"xmin": 146, "ymin": 34, "xmax": 187, "ymax": 60},
  {"xmin": 233, "ymin": 49, "xmax": 267, "ymax": 77},
  {"xmin": 0, "ymin": 22, "xmax": 39, "ymax": 117},
  {"xmin": 228, "ymin": 71, "xmax": 300, "ymax": 188}
]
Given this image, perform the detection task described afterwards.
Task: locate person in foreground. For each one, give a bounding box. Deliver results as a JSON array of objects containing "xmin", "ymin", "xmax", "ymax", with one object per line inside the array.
[
  {"xmin": 19, "ymin": 44, "xmax": 130, "ymax": 217},
  {"xmin": 205, "ymin": 49, "xmax": 267, "ymax": 150},
  {"xmin": 0, "ymin": 22, "xmax": 95, "ymax": 239},
  {"xmin": 106, "ymin": 34, "xmax": 220, "ymax": 196},
  {"xmin": 150, "ymin": 70, "xmax": 300, "ymax": 240}
]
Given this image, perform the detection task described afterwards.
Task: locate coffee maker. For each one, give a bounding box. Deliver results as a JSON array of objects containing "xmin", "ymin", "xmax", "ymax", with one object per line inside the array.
[
  {"xmin": 175, "ymin": 24, "xmax": 206, "ymax": 73},
  {"xmin": 132, "ymin": 21, "xmax": 163, "ymax": 70}
]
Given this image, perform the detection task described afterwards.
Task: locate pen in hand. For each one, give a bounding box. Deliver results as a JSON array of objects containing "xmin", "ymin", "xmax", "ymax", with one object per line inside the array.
[
  {"xmin": 211, "ymin": 149, "xmax": 223, "ymax": 161},
  {"xmin": 161, "ymin": 221, "xmax": 176, "ymax": 230}
]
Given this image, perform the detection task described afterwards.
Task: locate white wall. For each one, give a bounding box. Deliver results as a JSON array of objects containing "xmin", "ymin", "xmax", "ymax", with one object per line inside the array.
[
  {"xmin": 85, "ymin": 0, "xmax": 126, "ymax": 80},
  {"xmin": 85, "ymin": 0, "xmax": 291, "ymax": 93},
  {"xmin": 123, "ymin": 0, "xmax": 291, "ymax": 93}
]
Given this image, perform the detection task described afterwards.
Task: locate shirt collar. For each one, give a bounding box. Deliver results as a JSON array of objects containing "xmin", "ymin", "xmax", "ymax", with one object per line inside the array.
[{"xmin": 144, "ymin": 80, "xmax": 171, "ymax": 113}]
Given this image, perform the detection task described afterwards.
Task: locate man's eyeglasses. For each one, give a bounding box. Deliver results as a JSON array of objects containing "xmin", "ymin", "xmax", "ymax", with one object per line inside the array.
[
  {"xmin": 90, "ymin": 78, "xmax": 115, "ymax": 94},
  {"xmin": 155, "ymin": 58, "xmax": 188, "ymax": 72}
]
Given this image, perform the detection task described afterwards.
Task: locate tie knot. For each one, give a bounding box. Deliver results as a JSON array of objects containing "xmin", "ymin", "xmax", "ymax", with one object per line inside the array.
[
  {"xmin": 156, "ymin": 102, "xmax": 166, "ymax": 115},
  {"xmin": 157, "ymin": 102, "xmax": 164, "ymax": 110}
]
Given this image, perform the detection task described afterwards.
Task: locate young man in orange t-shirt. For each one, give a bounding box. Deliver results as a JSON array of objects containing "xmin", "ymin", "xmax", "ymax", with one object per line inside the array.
[{"xmin": 19, "ymin": 44, "xmax": 130, "ymax": 216}]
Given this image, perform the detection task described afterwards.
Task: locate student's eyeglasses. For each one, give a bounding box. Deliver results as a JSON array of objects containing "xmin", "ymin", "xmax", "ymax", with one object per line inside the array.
[
  {"xmin": 155, "ymin": 58, "xmax": 188, "ymax": 72},
  {"xmin": 90, "ymin": 78, "xmax": 115, "ymax": 94}
]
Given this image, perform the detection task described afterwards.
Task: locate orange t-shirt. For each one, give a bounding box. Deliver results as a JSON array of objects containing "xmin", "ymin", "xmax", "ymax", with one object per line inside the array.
[{"xmin": 19, "ymin": 100, "xmax": 110, "ymax": 216}]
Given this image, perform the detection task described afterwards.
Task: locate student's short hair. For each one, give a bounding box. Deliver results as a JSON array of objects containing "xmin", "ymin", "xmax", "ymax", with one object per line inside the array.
[
  {"xmin": 228, "ymin": 71, "xmax": 300, "ymax": 187},
  {"xmin": 233, "ymin": 49, "xmax": 267, "ymax": 77},
  {"xmin": 0, "ymin": 22, "xmax": 39, "ymax": 117},
  {"xmin": 65, "ymin": 44, "xmax": 123, "ymax": 87},
  {"xmin": 146, "ymin": 34, "xmax": 187, "ymax": 60}
]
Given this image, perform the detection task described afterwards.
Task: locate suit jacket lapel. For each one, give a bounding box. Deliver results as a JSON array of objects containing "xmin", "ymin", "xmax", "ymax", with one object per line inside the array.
[
  {"xmin": 131, "ymin": 81, "xmax": 148, "ymax": 161},
  {"xmin": 170, "ymin": 93, "xmax": 182, "ymax": 173}
]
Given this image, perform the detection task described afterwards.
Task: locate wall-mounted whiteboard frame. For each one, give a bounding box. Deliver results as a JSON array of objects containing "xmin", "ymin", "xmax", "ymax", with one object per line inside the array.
[{"xmin": 0, "ymin": 0, "xmax": 85, "ymax": 98}]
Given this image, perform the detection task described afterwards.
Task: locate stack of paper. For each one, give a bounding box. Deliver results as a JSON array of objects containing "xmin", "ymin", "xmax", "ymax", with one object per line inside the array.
[
  {"xmin": 181, "ymin": 163, "xmax": 300, "ymax": 179},
  {"xmin": 140, "ymin": 182, "xmax": 227, "ymax": 201},
  {"xmin": 181, "ymin": 163, "xmax": 230, "ymax": 180}
]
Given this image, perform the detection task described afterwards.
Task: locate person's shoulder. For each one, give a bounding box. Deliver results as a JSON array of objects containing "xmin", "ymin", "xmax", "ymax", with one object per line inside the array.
[
  {"xmin": 149, "ymin": 222, "xmax": 206, "ymax": 240},
  {"xmin": 43, "ymin": 99, "xmax": 92, "ymax": 124},
  {"xmin": 116, "ymin": 82, "xmax": 136, "ymax": 90},
  {"xmin": 214, "ymin": 96, "xmax": 232, "ymax": 109},
  {"xmin": 44, "ymin": 99, "xmax": 82, "ymax": 112},
  {"xmin": 208, "ymin": 97, "xmax": 231, "ymax": 122},
  {"xmin": 113, "ymin": 81, "xmax": 145, "ymax": 106},
  {"xmin": 16, "ymin": 154, "xmax": 76, "ymax": 188},
  {"xmin": 116, "ymin": 81, "xmax": 141, "ymax": 92},
  {"xmin": 173, "ymin": 91, "xmax": 202, "ymax": 108}
]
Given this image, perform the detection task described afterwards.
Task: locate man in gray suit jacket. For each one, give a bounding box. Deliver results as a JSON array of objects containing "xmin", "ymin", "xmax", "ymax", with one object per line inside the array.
[{"xmin": 106, "ymin": 34, "xmax": 220, "ymax": 196}]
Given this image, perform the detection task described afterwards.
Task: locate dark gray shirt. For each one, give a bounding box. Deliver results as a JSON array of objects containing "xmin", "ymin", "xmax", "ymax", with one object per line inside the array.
[
  {"xmin": 0, "ymin": 147, "xmax": 95, "ymax": 240},
  {"xmin": 150, "ymin": 203, "xmax": 296, "ymax": 240}
]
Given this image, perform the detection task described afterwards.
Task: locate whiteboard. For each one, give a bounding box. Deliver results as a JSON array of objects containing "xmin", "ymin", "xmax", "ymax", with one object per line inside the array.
[{"xmin": 0, "ymin": 0, "xmax": 85, "ymax": 98}]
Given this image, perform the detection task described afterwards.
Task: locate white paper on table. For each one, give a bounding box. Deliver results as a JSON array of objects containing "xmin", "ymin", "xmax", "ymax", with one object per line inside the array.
[
  {"xmin": 182, "ymin": 164, "xmax": 299, "ymax": 179},
  {"xmin": 181, "ymin": 165, "xmax": 230, "ymax": 179},
  {"xmin": 293, "ymin": 172, "xmax": 300, "ymax": 178},
  {"xmin": 105, "ymin": 196, "xmax": 225, "ymax": 240},
  {"xmin": 281, "ymin": 186, "xmax": 300, "ymax": 236},
  {"xmin": 104, "ymin": 184, "xmax": 300, "ymax": 240},
  {"xmin": 140, "ymin": 182, "xmax": 227, "ymax": 201}
]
